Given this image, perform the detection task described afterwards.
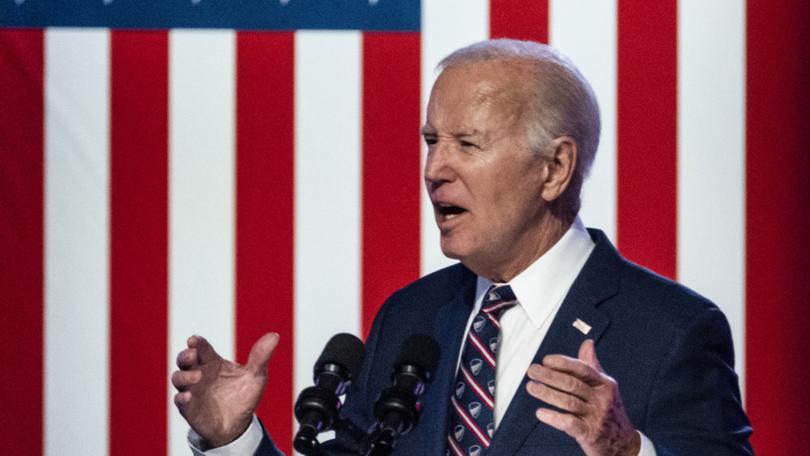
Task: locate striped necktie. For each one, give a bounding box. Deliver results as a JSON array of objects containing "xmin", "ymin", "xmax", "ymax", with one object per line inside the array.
[{"xmin": 446, "ymin": 284, "xmax": 517, "ymax": 456}]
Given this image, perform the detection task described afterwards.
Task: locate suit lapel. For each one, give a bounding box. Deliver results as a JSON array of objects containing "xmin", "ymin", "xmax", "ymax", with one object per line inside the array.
[
  {"xmin": 418, "ymin": 269, "xmax": 477, "ymax": 456},
  {"xmin": 488, "ymin": 230, "xmax": 621, "ymax": 455}
]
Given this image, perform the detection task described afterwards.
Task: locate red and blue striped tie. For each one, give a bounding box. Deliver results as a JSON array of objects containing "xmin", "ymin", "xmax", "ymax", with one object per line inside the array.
[{"xmin": 446, "ymin": 284, "xmax": 517, "ymax": 456}]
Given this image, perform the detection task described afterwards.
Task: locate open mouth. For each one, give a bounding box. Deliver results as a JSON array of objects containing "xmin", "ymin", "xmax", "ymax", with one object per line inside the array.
[{"xmin": 436, "ymin": 203, "xmax": 467, "ymax": 218}]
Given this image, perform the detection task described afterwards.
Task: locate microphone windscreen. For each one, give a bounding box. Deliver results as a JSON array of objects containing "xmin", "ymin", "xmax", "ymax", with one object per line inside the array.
[
  {"xmin": 316, "ymin": 333, "xmax": 366, "ymax": 376},
  {"xmin": 396, "ymin": 334, "xmax": 440, "ymax": 372}
]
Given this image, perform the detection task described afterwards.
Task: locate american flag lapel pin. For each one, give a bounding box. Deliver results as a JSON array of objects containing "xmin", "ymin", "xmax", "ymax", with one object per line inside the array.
[{"xmin": 572, "ymin": 318, "xmax": 592, "ymax": 335}]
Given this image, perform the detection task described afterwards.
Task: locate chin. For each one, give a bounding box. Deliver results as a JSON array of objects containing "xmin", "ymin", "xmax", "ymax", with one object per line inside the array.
[
  {"xmin": 440, "ymin": 239, "xmax": 500, "ymax": 278},
  {"xmin": 439, "ymin": 247, "xmax": 463, "ymax": 262},
  {"xmin": 438, "ymin": 238, "xmax": 466, "ymax": 262}
]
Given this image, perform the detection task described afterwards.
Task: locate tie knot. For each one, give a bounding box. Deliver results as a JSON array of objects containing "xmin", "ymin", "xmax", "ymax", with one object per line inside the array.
[{"xmin": 482, "ymin": 284, "xmax": 517, "ymax": 321}]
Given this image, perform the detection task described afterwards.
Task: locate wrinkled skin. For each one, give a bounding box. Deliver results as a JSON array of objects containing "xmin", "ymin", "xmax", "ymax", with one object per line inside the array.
[
  {"xmin": 526, "ymin": 339, "xmax": 641, "ymax": 456},
  {"xmin": 422, "ymin": 61, "xmax": 574, "ymax": 282},
  {"xmin": 172, "ymin": 333, "xmax": 279, "ymax": 448}
]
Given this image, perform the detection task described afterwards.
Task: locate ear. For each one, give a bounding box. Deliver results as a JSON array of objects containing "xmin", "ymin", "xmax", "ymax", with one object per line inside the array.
[{"xmin": 540, "ymin": 135, "xmax": 577, "ymax": 203}]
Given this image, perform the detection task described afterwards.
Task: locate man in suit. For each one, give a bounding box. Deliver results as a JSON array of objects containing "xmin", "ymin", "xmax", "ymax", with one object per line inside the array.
[{"xmin": 171, "ymin": 39, "xmax": 753, "ymax": 455}]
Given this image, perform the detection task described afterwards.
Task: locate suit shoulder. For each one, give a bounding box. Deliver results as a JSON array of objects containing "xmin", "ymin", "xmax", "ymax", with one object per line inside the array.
[
  {"xmin": 584, "ymin": 229, "xmax": 719, "ymax": 322},
  {"xmin": 391, "ymin": 263, "xmax": 473, "ymax": 298},
  {"xmin": 614, "ymin": 257, "xmax": 722, "ymax": 326},
  {"xmin": 386, "ymin": 262, "xmax": 472, "ymax": 306}
]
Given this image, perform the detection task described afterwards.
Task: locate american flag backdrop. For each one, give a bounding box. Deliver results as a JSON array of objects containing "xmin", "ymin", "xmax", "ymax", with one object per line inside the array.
[{"xmin": 1, "ymin": 1, "xmax": 809, "ymax": 455}]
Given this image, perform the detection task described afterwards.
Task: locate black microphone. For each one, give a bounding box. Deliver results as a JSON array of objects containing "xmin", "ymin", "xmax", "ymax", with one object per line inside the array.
[
  {"xmin": 365, "ymin": 334, "xmax": 441, "ymax": 456},
  {"xmin": 294, "ymin": 333, "xmax": 366, "ymax": 455}
]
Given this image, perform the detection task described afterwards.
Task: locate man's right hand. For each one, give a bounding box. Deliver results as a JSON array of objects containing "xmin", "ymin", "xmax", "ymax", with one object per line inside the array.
[{"xmin": 172, "ymin": 332, "xmax": 280, "ymax": 448}]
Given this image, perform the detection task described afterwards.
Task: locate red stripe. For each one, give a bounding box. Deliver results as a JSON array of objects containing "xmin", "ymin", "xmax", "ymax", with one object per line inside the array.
[
  {"xmin": 482, "ymin": 300, "xmax": 515, "ymax": 314},
  {"xmin": 235, "ymin": 31, "xmax": 295, "ymax": 454},
  {"xmin": 617, "ymin": 0, "xmax": 678, "ymax": 280},
  {"xmin": 361, "ymin": 33, "xmax": 421, "ymax": 337},
  {"xmin": 0, "ymin": 29, "xmax": 44, "ymax": 455},
  {"xmin": 489, "ymin": 0, "xmax": 549, "ymax": 43},
  {"xmin": 468, "ymin": 332, "xmax": 496, "ymax": 367},
  {"xmin": 451, "ymin": 396, "xmax": 490, "ymax": 447},
  {"xmin": 461, "ymin": 366, "xmax": 494, "ymax": 409},
  {"xmin": 745, "ymin": 1, "xmax": 810, "ymax": 453},
  {"xmin": 109, "ymin": 30, "xmax": 169, "ymax": 455},
  {"xmin": 447, "ymin": 435, "xmax": 465, "ymax": 456},
  {"xmin": 484, "ymin": 312, "xmax": 501, "ymax": 329}
]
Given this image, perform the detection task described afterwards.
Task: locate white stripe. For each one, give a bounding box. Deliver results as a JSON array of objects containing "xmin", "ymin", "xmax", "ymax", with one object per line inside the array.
[
  {"xmin": 44, "ymin": 28, "xmax": 110, "ymax": 456},
  {"xmin": 677, "ymin": 0, "xmax": 746, "ymax": 395},
  {"xmin": 294, "ymin": 31, "xmax": 362, "ymax": 402},
  {"xmin": 468, "ymin": 333, "xmax": 496, "ymax": 367},
  {"xmin": 485, "ymin": 312, "xmax": 501, "ymax": 329},
  {"xmin": 482, "ymin": 300, "xmax": 516, "ymax": 314},
  {"xmin": 447, "ymin": 435, "xmax": 465, "ymax": 456},
  {"xmin": 451, "ymin": 396, "xmax": 490, "ymax": 447},
  {"xmin": 167, "ymin": 30, "xmax": 236, "ymax": 456},
  {"xmin": 550, "ymin": 0, "xmax": 618, "ymax": 241},
  {"xmin": 420, "ymin": 0, "xmax": 490, "ymax": 275},
  {"xmin": 461, "ymin": 366, "xmax": 494, "ymax": 409}
]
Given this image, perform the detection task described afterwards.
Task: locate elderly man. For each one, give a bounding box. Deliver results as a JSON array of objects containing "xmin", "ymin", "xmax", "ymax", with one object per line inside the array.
[{"xmin": 172, "ymin": 39, "xmax": 753, "ymax": 455}]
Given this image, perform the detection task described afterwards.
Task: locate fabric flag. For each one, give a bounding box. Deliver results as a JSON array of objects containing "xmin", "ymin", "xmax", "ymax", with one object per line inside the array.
[{"xmin": 1, "ymin": 1, "xmax": 808, "ymax": 455}]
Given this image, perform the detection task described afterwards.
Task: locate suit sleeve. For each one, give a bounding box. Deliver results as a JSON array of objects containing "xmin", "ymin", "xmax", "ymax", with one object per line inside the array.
[
  {"xmin": 253, "ymin": 419, "xmax": 285, "ymax": 456},
  {"xmin": 644, "ymin": 307, "xmax": 753, "ymax": 455}
]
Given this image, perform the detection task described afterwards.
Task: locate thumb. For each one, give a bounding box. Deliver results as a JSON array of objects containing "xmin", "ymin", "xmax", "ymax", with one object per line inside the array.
[
  {"xmin": 578, "ymin": 339, "xmax": 603, "ymax": 372},
  {"xmin": 247, "ymin": 332, "xmax": 280, "ymax": 374}
]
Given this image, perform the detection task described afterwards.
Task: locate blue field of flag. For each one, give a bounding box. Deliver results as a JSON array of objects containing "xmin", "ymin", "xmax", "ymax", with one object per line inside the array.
[{"xmin": 0, "ymin": 0, "xmax": 420, "ymax": 31}]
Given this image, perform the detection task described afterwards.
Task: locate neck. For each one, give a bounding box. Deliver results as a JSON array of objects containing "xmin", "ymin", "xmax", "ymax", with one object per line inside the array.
[{"xmin": 474, "ymin": 215, "xmax": 572, "ymax": 283}]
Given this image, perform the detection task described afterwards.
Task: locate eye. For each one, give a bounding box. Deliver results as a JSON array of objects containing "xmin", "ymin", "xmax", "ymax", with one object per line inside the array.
[
  {"xmin": 459, "ymin": 139, "xmax": 478, "ymax": 149},
  {"xmin": 423, "ymin": 135, "xmax": 438, "ymax": 146}
]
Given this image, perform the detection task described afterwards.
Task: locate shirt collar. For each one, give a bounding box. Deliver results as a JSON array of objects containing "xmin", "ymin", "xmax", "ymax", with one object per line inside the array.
[{"xmin": 475, "ymin": 217, "xmax": 596, "ymax": 328}]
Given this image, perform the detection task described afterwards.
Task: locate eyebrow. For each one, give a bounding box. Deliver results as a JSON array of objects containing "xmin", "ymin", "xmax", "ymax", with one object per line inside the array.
[
  {"xmin": 419, "ymin": 126, "xmax": 484, "ymax": 138},
  {"xmin": 455, "ymin": 129, "xmax": 483, "ymax": 138}
]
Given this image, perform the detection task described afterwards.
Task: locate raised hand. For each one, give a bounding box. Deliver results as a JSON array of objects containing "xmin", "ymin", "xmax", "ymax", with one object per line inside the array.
[
  {"xmin": 526, "ymin": 339, "xmax": 640, "ymax": 456},
  {"xmin": 172, "ymin": 332, "xmax": 280, "ymax": 448}
]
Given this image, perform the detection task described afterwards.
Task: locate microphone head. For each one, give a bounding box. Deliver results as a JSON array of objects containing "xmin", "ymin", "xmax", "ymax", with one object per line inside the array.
[
  {"xmin": 396, "ymin": 334, "xmax": 441, "ymax": 375},
  {"xmin": 315, "ymin": 333, "xmax": 366, "ymax": 379}
]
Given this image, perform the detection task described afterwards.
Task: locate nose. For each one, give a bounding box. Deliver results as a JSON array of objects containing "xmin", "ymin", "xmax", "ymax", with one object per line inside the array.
[{"xmin": 424, "ymin": 143, "xmax": 455, "ymax": 192}]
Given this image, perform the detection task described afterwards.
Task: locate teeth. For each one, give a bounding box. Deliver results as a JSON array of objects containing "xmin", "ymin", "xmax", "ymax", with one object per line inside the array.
[{"xmin": 434, "ymin": 202, "xmax": 466, "ymax": 218}]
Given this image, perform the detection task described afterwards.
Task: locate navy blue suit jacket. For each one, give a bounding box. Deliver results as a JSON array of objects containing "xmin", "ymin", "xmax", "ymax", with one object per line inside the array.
[{"xmin": 259, "ymin": 229, "xmax": 753, "ymax": 455}]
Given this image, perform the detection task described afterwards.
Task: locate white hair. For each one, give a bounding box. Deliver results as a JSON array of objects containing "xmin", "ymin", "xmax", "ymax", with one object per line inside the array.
[{"xmin": 438, "ymin": 39, "xmax": 601, "ymax": 219}]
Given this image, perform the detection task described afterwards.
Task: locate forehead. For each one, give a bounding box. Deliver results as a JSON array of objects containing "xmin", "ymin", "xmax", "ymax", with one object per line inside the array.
[
  {"xmin": 425, "ymin": 62, "xmax": 527, "ymax": 133},
  {"xmin": 432, "ymin": 62, "xmax": 519, "ymax": 104}
]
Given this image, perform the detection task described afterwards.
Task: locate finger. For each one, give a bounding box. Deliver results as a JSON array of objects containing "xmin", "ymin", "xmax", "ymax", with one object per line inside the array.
[
  {"xmin": 577, "ymin": 339, "xmax": 603, "ymax": 372},
  {"xmin": 526, "ymin": 381, "xmax": 590, "ymax": 416},
  {"xmin": 188, "ymin": 334, "xmax": 221, "ymax": 364},
  {"xmin": 176, "ymin": 347, "xmax": 199, "ymax": 370},
  {"xmin": 536, "ymin": 408, "xmax": 587, "ymax": 440},
  {"xmin": 174, "ymin": 391, "xmax": 192, "ymax": 410},
  {"xmin": 171, "ymin": 369, "xmax": 202, "ymax": 391},
  {"xmin": 527, "ymin": 364, "xmax": 592, "ymax": 402},
  {"xmin": 247, "ymin": 332, "xmax": 280, "ymax": 374},
  {"xmin": 542, "ymin": 354, "xmax": 602, "ymax": 387}
]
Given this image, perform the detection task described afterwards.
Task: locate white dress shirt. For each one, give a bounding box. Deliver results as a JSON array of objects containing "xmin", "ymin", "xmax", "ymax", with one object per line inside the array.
[
  {"xmin": 463, "ymin": 217, "xmax": 597, "ymax": 428},
  {"xmin": 457, "ymin": 218, "xmax": 654, "ymax": 455},
  {"xmin": 191, "ymin": 218, "xmax": 655, "ymax": 455},
  {"xmin": 189, "ymin": 416, "xmax": 264, "ymax": 456}
]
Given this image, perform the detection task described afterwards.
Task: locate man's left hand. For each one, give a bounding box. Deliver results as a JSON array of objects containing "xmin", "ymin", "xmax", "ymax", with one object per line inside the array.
[{"xmin": 526, "ymin": 339, "xmax": 641, "ymax": 456}]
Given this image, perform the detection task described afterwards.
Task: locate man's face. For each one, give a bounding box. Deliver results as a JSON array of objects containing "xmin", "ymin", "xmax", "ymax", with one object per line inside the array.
[{"xmin": 423, "ymin": 62, "xmax": 551, "ymax": 278}]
